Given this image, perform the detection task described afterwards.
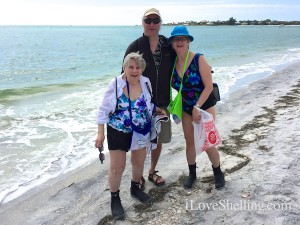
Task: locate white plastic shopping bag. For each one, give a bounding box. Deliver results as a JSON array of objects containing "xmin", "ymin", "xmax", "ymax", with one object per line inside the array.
[{"xmin": 193, "ymin": 108, "xmax": 222, "ymax": 154}]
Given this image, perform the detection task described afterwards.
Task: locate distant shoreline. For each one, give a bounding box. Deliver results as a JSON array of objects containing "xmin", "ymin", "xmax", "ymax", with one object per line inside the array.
[
  {"xmin": 163, "ymin": 24, "xmax": 300, "ymax": 26},
  {"xmin": 1, "ymin": 24, "xmax": 300, "ymax": 27},
  {"xmin": 164, "ymin": 20, "xmax": 300, "ymax": 26},
  {"xmin": 1, "ymin": 19, "xmax": 300, "ymax": 27}
]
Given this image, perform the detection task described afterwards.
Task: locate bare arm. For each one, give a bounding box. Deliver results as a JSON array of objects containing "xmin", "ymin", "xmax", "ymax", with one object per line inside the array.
[
  {"xmin": 192, "ymin": 55, "xmax": 213, "ymax": 123},
  {"xmin": 95, "ymin": 124, "xmax": 105, "ymax": 148},
  {"xmin": 196, "ymin": 55, "xmax": 213, "ymax": 107}
]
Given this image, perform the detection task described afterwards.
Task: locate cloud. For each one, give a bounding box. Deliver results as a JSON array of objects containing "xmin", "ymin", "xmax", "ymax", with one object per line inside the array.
[{"xmin": 0, "ymin": 1, "xmax": 299, "ymax": 25}]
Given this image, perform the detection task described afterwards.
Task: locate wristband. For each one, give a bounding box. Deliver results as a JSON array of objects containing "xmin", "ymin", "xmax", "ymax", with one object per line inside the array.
[{"xmin": 194, "ymin": 104, "xmax": 201, "ymax": 110}]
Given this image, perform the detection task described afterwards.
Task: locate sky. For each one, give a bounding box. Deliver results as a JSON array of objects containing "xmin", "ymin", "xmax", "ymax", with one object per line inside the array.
[{"xmin": 0, "ymin": 0, "xmax": 299, "ymax": 25}]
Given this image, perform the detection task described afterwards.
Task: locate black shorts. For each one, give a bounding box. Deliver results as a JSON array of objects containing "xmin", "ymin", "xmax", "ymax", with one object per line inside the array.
[
  {"xmin": 107, "ymin": 125, "xmax": 132, "ymax": 152},
  {"xmin": 185, "ymin": 92, "xmax": 217, "ymax": 116}
]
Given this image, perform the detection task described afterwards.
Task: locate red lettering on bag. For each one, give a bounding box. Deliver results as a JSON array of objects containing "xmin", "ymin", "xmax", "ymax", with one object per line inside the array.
[{"xmin": 208, "ymin": 131, "xmax": 216, "ymax": 144}]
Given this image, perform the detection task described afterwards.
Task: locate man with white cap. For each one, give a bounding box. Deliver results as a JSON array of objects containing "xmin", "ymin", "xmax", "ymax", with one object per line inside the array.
[{"xmin": 124, "ymin": 8, "xmax": 173, "ymax": 188}]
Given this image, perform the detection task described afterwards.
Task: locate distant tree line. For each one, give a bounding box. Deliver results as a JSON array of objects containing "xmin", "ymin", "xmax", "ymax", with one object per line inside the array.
[{"xmin": 165, "ymin": 17, "xmax": 300, "ymax": 26}]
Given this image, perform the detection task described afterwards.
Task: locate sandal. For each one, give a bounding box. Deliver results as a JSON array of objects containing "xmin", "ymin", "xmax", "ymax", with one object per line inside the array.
[{"xmin": 148, "ymin": 170, "xmax": 165, "ymax": 186}]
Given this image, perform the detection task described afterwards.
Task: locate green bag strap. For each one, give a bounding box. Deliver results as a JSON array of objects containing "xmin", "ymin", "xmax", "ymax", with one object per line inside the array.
[{"xmin": 169, "ymin": 51, "xmax": 190, "ymax": 101}]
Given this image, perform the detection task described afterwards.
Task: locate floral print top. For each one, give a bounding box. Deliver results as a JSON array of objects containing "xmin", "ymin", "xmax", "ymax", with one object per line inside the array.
[
  {"xmin": 108, "ymin": 93, "xmax": 150, "ymax": 133},
  {"xmin": 171, "ymin": 53, "xmax": 203, "ymax": 113}
]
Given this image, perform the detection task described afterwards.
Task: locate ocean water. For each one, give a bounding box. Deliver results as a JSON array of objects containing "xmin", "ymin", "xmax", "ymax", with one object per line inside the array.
[{"xmin": 1, "ymin": 25, "xmax": 300, "ymax": 204}]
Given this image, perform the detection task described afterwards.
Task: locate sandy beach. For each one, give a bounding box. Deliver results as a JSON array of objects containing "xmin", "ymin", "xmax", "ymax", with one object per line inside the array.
[{"xmin": 0, "ymin": 62, "xmax": 299, "ymax": 225}]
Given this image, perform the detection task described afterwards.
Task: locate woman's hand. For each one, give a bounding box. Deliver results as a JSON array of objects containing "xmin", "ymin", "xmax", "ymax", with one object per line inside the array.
[
  {"xmin": 192, "ymin": 106, "xmax": 202, "ymax": 123},
  {"xmin": 95, "ymin": 133, "xmax": 105, "ymax": 148},
  {"xmin": 156, "ymin": 107, "xmax": 167, "ymax": 116}
]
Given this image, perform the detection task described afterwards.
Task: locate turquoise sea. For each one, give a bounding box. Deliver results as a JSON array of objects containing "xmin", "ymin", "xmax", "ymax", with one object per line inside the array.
[{"xmin": 1, "ymin": 25, "xmax": 300, "ymax": 204}]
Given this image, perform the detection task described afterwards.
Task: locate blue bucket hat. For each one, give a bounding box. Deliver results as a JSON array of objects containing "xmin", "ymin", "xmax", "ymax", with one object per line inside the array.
[{"xmin": 169, "ymin": 26, "xmax": 194, "ymax": 42}]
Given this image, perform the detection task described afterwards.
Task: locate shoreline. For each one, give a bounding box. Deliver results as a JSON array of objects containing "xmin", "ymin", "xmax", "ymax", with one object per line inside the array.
[{"xmin": 0, "ymin": 62, "xmax": 300, "ymax": 224}]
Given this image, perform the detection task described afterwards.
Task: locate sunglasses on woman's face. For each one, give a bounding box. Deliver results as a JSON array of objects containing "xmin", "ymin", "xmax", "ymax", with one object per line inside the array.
[
  {"xmin": 98, "ymin": 146, "xmax": 105, "ymax": 164},
  {"xmin": 172, "ymin": 37, "xmax": 188, "ymax": 42},
  {"xmin": 144, "ymin": 18, "xmax": 161, "ymax": 24}
]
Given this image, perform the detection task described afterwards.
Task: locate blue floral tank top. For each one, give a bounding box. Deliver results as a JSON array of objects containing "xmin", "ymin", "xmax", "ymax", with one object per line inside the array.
[
  {"xmin": 171, "ymin": 53, "xmax": 204, "ymax": 113},
  {"xmin": 108, "ymin": 93, "xmax": 150, "ymax": 133}
]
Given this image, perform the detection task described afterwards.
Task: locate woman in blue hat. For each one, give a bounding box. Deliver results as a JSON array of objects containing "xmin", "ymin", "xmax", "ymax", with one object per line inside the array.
[{"xmin": 168, "ymin": 26, "xmax": 225, "ymax": 189}]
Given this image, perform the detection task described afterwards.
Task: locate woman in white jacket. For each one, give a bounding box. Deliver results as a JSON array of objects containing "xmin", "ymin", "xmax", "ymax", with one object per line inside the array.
[{"xmin": 95, "ymin": 52, "xmax": 166, "ymax": 220}]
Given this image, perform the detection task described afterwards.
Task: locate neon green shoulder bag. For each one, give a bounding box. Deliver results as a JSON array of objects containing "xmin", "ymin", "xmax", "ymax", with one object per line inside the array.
[{"xmin": 167, "ymin": 51, "xmax": 190, "ymax": 123}]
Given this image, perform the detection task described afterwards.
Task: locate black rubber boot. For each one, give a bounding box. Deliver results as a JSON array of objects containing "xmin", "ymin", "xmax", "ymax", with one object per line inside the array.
[
  {"xmin": 212, "ymin": 164, "xmax": 225, "ymax": 189},
  {"xmin": 130, "ymin": 180, "xmax": 152, "ymax": 204},
  {"xmin": 111, "ymin": 190, "xmax": 125, "ymax": 220},
  {"xmin": 184, "ymin": 163, "xmax": 197, "ymax": 188}
]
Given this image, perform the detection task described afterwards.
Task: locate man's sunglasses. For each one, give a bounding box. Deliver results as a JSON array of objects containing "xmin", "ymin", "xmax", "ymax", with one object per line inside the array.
[
  {"xmin": 98, "ymin": 146, "xmax": 105, "ymax": 164},
  {"xmin": 144, "ymin": 18, "xmax": 161, "ymax": 25}
]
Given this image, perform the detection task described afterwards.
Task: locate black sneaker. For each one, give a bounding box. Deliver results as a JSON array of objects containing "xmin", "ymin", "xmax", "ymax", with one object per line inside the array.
[
  {"xmin": 111, "ymin": 192, "xmax": 125, "ymax": 220},
  {"xmin": 212, "ymin": 165, "xmax": 225, "ymax": 189},
  {"xmin": 214, "ymin": 172, "xmax": 225, "ymax": 189},
  {"xmin": 183, "ymin": 173, "xmax": 196, "ymax": 188},
  {"xmin": 130, "ymin": 186, "xmax": 152, "ymax": 204}
]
